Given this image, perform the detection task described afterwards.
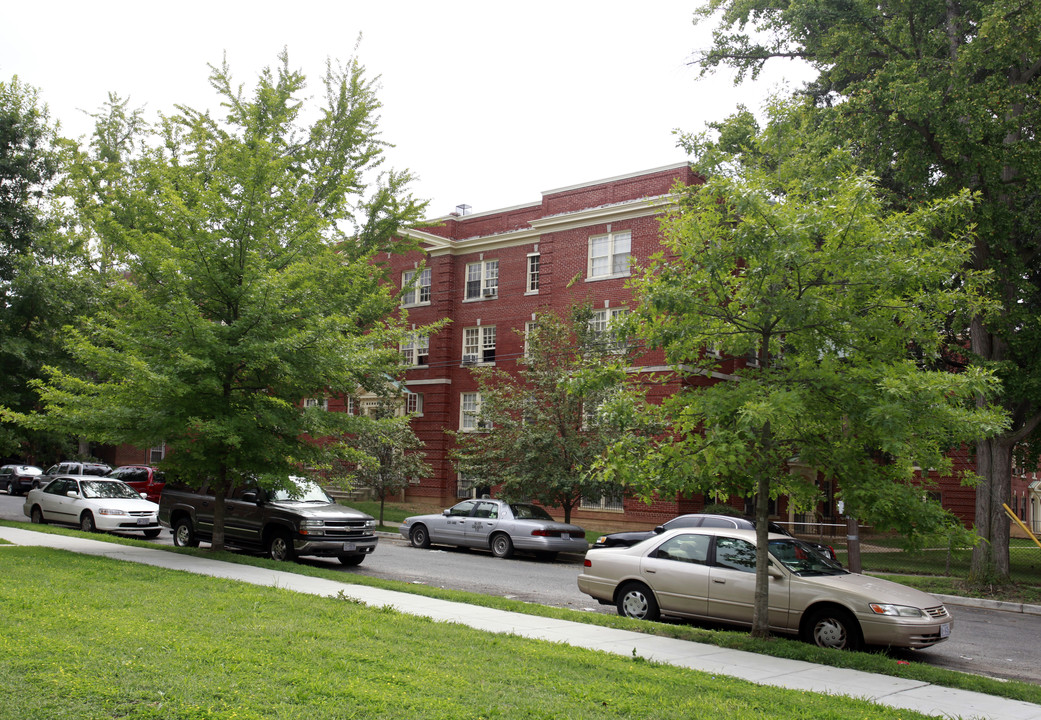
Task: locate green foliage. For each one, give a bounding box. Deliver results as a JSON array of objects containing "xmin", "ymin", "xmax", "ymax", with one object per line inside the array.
[
  {"xmin": 620, "ymin": 105, "xmax": 1005, "ymax": 546},
  {"xmin": 2, "ymin": 54, "xmax": 429, "ymax": 546},
  {"xmin": 692, "ymin": 0, "xmax": 1041, "ymax": 581},
  {"xmin": 0, "ymin": 76, "xmax": 94, "ymax": 461},
  {"xmin": 450, "ymin": 307, "xmax": 652, "ymax": 522}
]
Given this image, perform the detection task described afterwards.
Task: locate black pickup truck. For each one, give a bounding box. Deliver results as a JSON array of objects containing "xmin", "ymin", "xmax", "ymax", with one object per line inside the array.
[{"xmin": 158, "ymin": 478, "xmax": 378, "ymax": 565}]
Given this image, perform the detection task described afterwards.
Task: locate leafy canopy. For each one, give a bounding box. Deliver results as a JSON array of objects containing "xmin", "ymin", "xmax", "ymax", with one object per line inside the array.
[{"xmin": 4, "ymin": 53, "xmax": 430, "ymax": 547}]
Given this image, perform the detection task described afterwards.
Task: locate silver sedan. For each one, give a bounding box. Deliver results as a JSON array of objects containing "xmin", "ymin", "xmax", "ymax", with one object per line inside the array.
[{"xmin": 400, "ymin": 499, "xmax": 588, "ymax": 559}]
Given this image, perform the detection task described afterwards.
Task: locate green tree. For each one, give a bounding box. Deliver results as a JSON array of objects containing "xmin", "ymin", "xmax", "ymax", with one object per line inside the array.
[
  {"xmin": 0, "ymin": 76, "xmax": 93, "ymax": 462},
  {"xmin": 337, "ymin": 392, "xmax": 430, "ymax": 528},
  {"xmin": 614, "ymin": 109, "xmax": 1005, "ymax": 637},
  {"xmin": 4, "ymin": 53, "xmax": 428, "ymax": 550},
  {"xmin": 451, "ymin": 307, "xmax": 646, "ymax": 523},
  {"xmin": 693, "ymin": 0, "xmax": 1041, "ymax": 583}
]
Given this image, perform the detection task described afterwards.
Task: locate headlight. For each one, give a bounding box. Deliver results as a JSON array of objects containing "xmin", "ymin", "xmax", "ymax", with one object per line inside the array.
[
  {"xmin": 594, "ymin": 536, "xmax": 608, "ymax": 546},
  {"xmin": 299, "ymin": 519, "xmax": 326, "ymax": 536},
  {"xmin": 363, "ymin": 519, "xmax": 376, "ymax": 530},
  {"xmin": 869, "ymin": 603, "xmax": 925, "ymax": 618},
  {"xmin": 97, "ymin": 508, "xmax": 128, "ymax": 516}
]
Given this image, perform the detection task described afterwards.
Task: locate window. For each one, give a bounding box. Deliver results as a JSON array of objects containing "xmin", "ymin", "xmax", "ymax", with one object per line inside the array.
[
  {"xmin": 526, "ymin": 253, "xmax": 540, "ymax": 293},
  {"xmin": 346, "ymin": 397, "xmax": 357, "ymax": 415},
  {"xmin": 714, "ymin": 537, "xmax": 757, "ymax": 573},
  {"xmin": 149, "ymin": 443, "xmax": 166, "ymax": 464},
  {"xmin": 581, "ymin": 489, "xmax": 624, "ymax": 511},
  {"xmin": 589, "ymin": 308, "xmax": 629, "ymax": 353},
  {"xmin": 588, "ymin": 230, "xmax": 631, "ymax": 279},
  {"xmin": 524, "ymin": 320, "xmax": 538, "ymax": 359},
  {"xmin": 654, "ymin": 534, "xmax": 710, "ymax": 564},
  {"xmin": 304, "ymin": 397, "xmax": 328, "ymax": 410},
  {"xmin": 402, "ymin": 268, "xmax": 431, "ymax": 306},
  {"xmin": 465, "ymin": 260, "xmax": 499, "ymax": 299},
  {"xmin": 401, "ymin": 333, "xmax": 429, "ymax": 366},
  {"xmin": 463, "ymin": 326, "xmax": 496, "ymax": 364},
  {"xmin": 456, "ymin": 477, "xmax": 477, "ymax": 499},
  {"xmin": 461, "ymin": 392, "xmax": 489, "ymax": 431},
  {"xmin": 406, "ymin": 392, "xmax": 424, "ymax": 415}
]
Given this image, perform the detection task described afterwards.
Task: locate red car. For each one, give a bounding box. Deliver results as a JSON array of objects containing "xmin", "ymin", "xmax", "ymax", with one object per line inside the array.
[{"xmin": 106, "ymin": 466, "xmax": 166, "ymax": 503}]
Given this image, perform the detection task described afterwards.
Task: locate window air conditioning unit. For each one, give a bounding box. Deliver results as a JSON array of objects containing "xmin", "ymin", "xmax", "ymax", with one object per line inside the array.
[
  {"xmin": 462, "ymin": 354, "xmax": 478, "ymax": 365},
  {"xmin": 482, "ymin": 287, "xmax": 497, "ymax": 298}
]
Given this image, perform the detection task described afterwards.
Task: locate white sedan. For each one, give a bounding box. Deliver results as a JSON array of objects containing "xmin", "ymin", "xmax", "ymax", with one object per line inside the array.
[{"xmin": 24, "ymin": 475, "xmax": 162, "ymax": 538}]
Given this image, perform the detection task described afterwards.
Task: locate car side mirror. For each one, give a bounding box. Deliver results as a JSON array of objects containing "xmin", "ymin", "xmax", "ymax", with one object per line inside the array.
[
  {"xmin": 66, "ymin": 491, "xmax": 79, "ymax": 498},
  {"xmin": 241, "ymin": 491, "xmax": 260, "ymax": 504},
  {"xmin": 140, "ymin": 493, "xmax": 148, "ymax": 500},
  {"xmin": 442, "ymin": 509, "xmax": 451, "ymax": 516},
  {"xmin": 768, "ymin": 563, "xmax": 784, "ymax": 579},
  {"xmin": 653, "ymin": 525, "xmax": 666, "ymax": 534}
]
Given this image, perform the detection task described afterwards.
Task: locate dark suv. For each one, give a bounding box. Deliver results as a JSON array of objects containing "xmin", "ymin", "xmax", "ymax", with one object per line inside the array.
[
  {"xmin": 0, "ymin": 465, "xmax": 44, "ymax": 495},
  {"xmin": 107, "ymin": 465, "xmax": 166, "ymax": 503},
  {"xmin": 40, "ymin": 461, "xmax": 112, "ymax": 487}
]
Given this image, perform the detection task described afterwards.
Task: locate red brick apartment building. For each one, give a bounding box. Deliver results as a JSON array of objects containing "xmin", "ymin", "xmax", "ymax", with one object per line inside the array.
[{"xmin": 101, "ymin": 162, "xmax": 1038, "ymax": 534}]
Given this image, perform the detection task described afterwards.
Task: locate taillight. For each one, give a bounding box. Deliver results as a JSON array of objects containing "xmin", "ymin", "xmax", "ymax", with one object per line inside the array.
[
  {"xmin": 531, "ymin": 529, "xmax": 561, "ymax": 537},
  {"xmin": 584, "ymin": 559, "xmax": 592, "ymax": 567}
]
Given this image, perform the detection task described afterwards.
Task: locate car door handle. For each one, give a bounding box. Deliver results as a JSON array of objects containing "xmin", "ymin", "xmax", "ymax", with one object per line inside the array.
[
  {"xmin": 713, "ymin": 578, "xmax": 726, "ymax": 584},
  {"xmin": 644, "ymin": 568, "xmax": 656, "ymax": 574}
]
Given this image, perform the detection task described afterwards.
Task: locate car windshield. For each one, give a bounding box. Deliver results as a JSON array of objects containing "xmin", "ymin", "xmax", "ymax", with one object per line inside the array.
[
  {"xmin": 270, "ymin": 481, "xmax": 331, "ymax": 503},
  {"xmin": 768, "ymin": 539, "xmax": 846, "ymax": 576},
  {"xmin": 510, "ymin": 503, "xmax": 553, "ymax": 521},
  {"xmin": 80, "ymin": 480, "xmax": 141, "ymax": 499},
  {"xmin": 16, "ymin": 466, "xmax": 42, "ymax": 475},
  {"xmin": 82, "ymin": 465, "xmax": 111, "ymax": 477}
]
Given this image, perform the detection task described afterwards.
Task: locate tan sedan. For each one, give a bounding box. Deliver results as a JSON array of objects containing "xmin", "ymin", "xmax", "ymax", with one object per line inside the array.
[{"xmin": 577, "ymin": 527, "xmax": 951, "ymax": 650}]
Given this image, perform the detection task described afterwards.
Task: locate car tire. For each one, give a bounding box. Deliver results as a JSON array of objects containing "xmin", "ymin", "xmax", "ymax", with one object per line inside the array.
[
  {"xmin": 5, "ymin": 481, "xmax": 14, "ymax": 496},
  {"xmin": 172, "ymin": 518, "xmax": 199, "ymax": 548},
  {"xmin": 338, "ymin": 554, "xmax": 365, "ymax": 566},
  {"xmin": 490, "ymin": 532, "xmax": 514, "ymax": 559},
  {"xmin": 616, "ymin": 582, "xmax": 660, "ymax": 621},
  {"xmin": 80, "ymin": 512, "xmax": 97, "ymax": 533},
  {"xmin": 409, "ymin": 524, "xmax": 431, "ymax": 549},
  {"xmin": 267, "ymin": 531, "xmax": 296, "ymax": 562},
  {"xmin": 143, "ymin": 528, "xmax": 161, "ymax": 539},
  {"xmin": 30, "ymin": 505, "xmax": 46, "ymax": 524},
  {"xmin": 803, "ymin": 607, "xmax": 862, "ymax": 651}
]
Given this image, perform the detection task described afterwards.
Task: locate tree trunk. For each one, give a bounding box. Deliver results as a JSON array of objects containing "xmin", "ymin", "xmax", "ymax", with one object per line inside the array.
[
  {"xmin": 211, "ymin": 466, "xmax": 228, "ymax": 552},
  {"xmin": 970, "ymin": 436, "xmax": 1012, "ymax": 582},
  {"xmin": 751, "ymin": 469, "xmax": 772, "ymax": 639}
]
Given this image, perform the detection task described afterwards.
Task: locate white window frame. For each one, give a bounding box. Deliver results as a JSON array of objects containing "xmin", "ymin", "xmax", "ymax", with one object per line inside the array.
[
  {"xmin": 526, "ymin": 253, "xmax": 540, "ymax": 293},
  {"xmin": 460, "ymin": 392, "xmax": 489, "ymax": 431},
  {"xmin": 587, "ymin": 230, "xmax": 631, "ymax": 280},
  {"xmin": 523, "ymin": 321, "xmax": 538, "ymax": 360},
  {"xmin": 464, "ymin": 260, "xmax": 499, "ymax": 300},
  {"xmin": 304, "ymin": 397, "xmax": 329, "ymax": 411},
  {"xmin": 401, "ymin": 333, "xmax": 430, "ymax": 366},
  {"xmin": 401, "ymin": 268, "xmax": 431, "ymax": 306},
  {"xmin": 589, "ymin": 307, "xmax": 629, "ymax": 353},
  {"xmin": 149, "ymin": 443, "xmax": 166, "ymax": 464},
  {"xmin": 406, "ymin": 392, "xmax": 424, "ymax": 416},
  {"xmin": 463, "ymin": 326, "xmax": 496, "ymax": 364}
]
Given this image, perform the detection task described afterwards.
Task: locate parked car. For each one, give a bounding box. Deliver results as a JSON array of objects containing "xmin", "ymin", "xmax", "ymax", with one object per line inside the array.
[
  {"xmin": 591, "ymin": 513, "xmax": 840, "ymax": 564},
  {"xmin": 399, "ymin": 499, "xmax": 589, "ymax": 559},
  {"xmin": 107, "ymin": 465, "xmax": 165, "ymax": 503},
  {"xmin": 0, "ymin": 464, "xmax": 44, "ymax": 495},
  {"xmin": 158, "ymin": 478, "xmax": 378, "ymax": 565},
  {"xmin": 39, "ymin": 461, "xmax": 112, "ymax": 487},
  {"xmin": 578, "ymin": 527, "xmax": 951, "ymax": 651},
  {"xmin": 23, "ymin": 475, "xmax": 161, "ymax": 537}
]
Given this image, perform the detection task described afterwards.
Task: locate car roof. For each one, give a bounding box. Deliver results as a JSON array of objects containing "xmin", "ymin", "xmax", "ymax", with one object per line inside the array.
[{"xmin": 655, "ymin": 526, "xmax": 788, "ymax": 543}]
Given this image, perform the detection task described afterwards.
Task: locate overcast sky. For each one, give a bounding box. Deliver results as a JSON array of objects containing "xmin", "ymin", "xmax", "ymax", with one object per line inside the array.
[{"xmin": 2, "ymin": 1, "xmax": 808, "ymax": 217}]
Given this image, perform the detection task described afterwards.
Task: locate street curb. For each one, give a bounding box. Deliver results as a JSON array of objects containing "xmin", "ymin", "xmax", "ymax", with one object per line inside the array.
[{"xmin": 936, "ymin": 593, "xmax": 1041, "ymax": 616}]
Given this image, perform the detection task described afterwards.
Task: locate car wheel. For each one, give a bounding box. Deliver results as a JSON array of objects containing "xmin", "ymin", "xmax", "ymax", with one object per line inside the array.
[
  {"xmin": 490, "ymin": 532, "xmax": 514, "ymax": 559},
  {"xmin": 616, "ymin": 582, "xmax": 660, "ymax": 621},
  {"xmin": 79, "ymin": 512, "xmax": 97, "ymax": 533},
  {"xmin": 143, "ymin": 528, "xmax": 161, "ymax": 539},
  {"xmin": 267, "ymin": 531, "xmax": 296, "ymax": 562},
  {"xmin": 30, "ymin": 506, "xmax": 46, "ymax": 524},
  {"xmin": 338, "ymin": 554, "xmax": 365, "ymax": 566},
  {"xmin": 409, "ymin": 524, "xmax": 431, "ymax": 549},
  {"xmin": 5, "ymin": 481, "xmax": 13, "ymax": 495},
  {"xmin": 172, "ymin": 518, "xmax": 199, "ymax": 548},
  {"xmin": 803, "ymin": 607, "xmax": 862, "ymax": 651}
]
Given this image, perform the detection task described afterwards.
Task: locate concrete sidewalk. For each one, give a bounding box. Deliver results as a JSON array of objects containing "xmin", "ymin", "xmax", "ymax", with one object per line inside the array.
[{"xmin": 2, "ymin": 525, "xmax": 1039, "ymax": 720}]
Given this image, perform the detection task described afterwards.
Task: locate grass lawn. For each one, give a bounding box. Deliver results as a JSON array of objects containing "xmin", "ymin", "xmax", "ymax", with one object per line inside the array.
[{"xmin": 0, "ymin": 546, "xmax": 945, "ymax": 720}]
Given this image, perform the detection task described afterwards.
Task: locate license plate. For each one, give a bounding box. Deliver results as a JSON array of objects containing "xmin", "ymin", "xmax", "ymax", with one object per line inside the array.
[
  {"xmin": 136, "ymin": 517, "xmax": 150, "ymax": 526},
  {"xmin": 342, "ymin": 543, "xmax": 356, "ymax": 552},
  {"xmin": 940, "ymin": 622, "xmax": 951, "ymax": 638}
]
